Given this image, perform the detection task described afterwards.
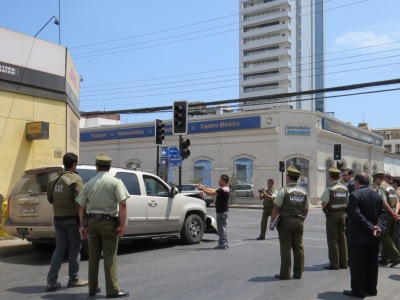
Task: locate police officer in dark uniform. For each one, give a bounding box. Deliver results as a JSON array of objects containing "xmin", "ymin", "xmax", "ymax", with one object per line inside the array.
[
  {"xmin": 373, "ymin": 171, "xmax": 400, "ymax": 267},
  {"xmin": 270, "ymin": 166, "xmax": 309, "ymax": 280},
  {"xmin": 321, "ymin": 167, "xmax": 349, "ymax": 270},
  {"xmin": 76, "ymin": 153, "xmax": 130, "ymax": 298}
]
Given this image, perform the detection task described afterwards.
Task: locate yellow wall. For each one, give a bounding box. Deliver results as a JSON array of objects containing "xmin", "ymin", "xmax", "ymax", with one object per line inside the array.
[{"xmin": 0, "ymin": 90, "xmax": 70, "ymax": 197}]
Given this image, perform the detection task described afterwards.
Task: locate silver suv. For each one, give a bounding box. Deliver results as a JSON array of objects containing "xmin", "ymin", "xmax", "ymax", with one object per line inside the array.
[{"xmin": 4, "ymin": 165, "xmax": 217, "ymax": 255}]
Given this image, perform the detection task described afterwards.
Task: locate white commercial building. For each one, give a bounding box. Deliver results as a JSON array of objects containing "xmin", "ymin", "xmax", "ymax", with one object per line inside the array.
[
  {"xmin": 239, "ymin": 0, "xmax": 325, "ymax": 112},
  {"xmin": 79, "ymin": 109, "xmax": 384, "ymax": 204}
]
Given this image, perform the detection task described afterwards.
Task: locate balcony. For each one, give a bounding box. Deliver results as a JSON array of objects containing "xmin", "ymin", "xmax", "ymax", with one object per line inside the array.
[
  {"xmin": 242, "ymin": 22, "xmax": 290, "ymax": 39},
  {"xmin": 241, "ymin": 35, "xmax": 291, "ymax": 51},
  {"xmin": 241, "ymin": 47, "xmax": 291, "ymax": 63},
  {"xmin": 242, "ymin": 10, "xmax": 290, "ymax": 28},
  {"xmin": 242, "ymin": 0, "xmax": 290, "ymax": 13},
  {"xmin": 240, "ymin": 73, "xmax": 291, "ymax": 86},
  {"xmin": 242, "ymin": 60, "xmax": 290, "ymax": 73}
]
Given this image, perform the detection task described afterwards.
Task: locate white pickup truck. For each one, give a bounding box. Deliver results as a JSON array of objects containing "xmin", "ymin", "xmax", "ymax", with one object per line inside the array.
[{"xmin": 4, "ymin": 165, "xmax": 217, "ymax": 255}]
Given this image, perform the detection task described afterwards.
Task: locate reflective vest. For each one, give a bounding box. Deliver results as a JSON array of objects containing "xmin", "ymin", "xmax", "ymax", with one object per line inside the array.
[
  {"xmin": 380, "ymin": 182, "xmax": 398, "ymax": 209},
  {"xmin": 280, "ymin": 184, "xmax": 308, "ymax": 219},
  {"xmin": 327, "ymin": 181, "xmax": 348, "ymax": 211}
]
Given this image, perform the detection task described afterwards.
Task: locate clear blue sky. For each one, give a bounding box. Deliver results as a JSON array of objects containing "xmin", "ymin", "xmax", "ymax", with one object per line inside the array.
[{"xmin": 2, "ymin": 0, "xmax": 400, "ymax": 129}]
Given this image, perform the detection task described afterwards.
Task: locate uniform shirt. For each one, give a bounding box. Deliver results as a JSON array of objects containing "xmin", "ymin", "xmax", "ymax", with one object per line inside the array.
[
  {"xmin": 320, "ymin": 180, "xmax": 349, "ymax": 210},
  {"xmin": 274, "ymin": 183, "xmax": 309, "ymax": 219},
  {"xmin": 47, "ymin": 170, "xmax": 83, "ymax": 217},
  {"xmin": 377, "ymin": 181, "xmax": 398, "ymax": 209},
  {"xmin": 215, "ymin": 186, "xmax": 230, "ymax": 213},
  {"xmin": 76, "ymin": 171, "xmax": 129, "ymax": 217},
  {"xmin": 261, "ymin": 187, "xmax": 278, "ymax": 207}
]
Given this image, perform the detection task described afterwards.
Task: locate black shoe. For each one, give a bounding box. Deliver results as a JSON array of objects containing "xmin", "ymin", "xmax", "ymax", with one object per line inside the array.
[
  {"xmin": 324, "ymin": 265, "xmax": 339, "ymax": 270},
  {"xmin": 274, "ymin": 274, "xmax": 290, "ymax": 280},
  {"xmin": 378, "ymin": 259, "xmax": 389, "ymax": 265},
  {"xmin": 366, "ymin": 290, "xmax": 377, "ymax": 296},
  {"xmin": 343, "ymin": 290, "xmax": 365, "ymax": 298},
  {"xmin": 292, "ymin": 274, "xmax": 301, "ymax": 279},
  {"xmin": 390, "ymin": 259, "xmax": 400, "ymax": 267},
  {"xmin": 106, "ymin": 291, "xmax": 129, "ymax": 298},
  {"xmin": 256, "ymin": 236, "xmax": 265, "ymax": 240},
  {"xmin": 89, "ymin": 287, "xmax": 101, "ymax": 296}
]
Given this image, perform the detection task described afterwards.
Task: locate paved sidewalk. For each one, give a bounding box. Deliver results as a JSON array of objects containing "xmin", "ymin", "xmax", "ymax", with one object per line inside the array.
[{"xmin": 0, "ymin": 237, "xmax": 33, "ymax": 256}]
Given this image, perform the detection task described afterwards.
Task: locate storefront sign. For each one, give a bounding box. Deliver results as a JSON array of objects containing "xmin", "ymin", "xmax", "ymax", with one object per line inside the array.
[
  {"xmin": 81, "ymin": 116, "xmax": 261, "ymax": 142},
  {"xmin": 26, "ymin": 122, "xmax": 49, "ymax": 140},
  {"xmin": 286, "ymin": 125, "xmax": 311, "ymax": 136},
  {"xmin": 322, "ymin": 118, "xmax": 383, "ymax": 146}
]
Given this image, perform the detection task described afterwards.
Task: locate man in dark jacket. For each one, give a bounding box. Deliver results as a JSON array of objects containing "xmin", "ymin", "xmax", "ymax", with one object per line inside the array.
[{"xmin": 343, "ymin": 172, "xmax": 387, "ymax": 298}]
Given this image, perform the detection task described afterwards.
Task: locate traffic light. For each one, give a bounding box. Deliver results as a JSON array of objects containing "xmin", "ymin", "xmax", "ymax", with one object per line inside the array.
[
  {"xmin": 155, "ymin": 119, "xmax": 165, "ymax": 145},
  {"xmin": 279, "ymin": 161, "xmax": 285, "ymax": 172},
  {"xmin": 173, "ymin": 100, "xmax": 188, "ymax": 134},
  {"xmin": 181, "ymin": 138, "xmax": 190, "ymax": 160},
  {"xmin": 333, "ymin": 144, "xmax": 342, "ymax": 160}
]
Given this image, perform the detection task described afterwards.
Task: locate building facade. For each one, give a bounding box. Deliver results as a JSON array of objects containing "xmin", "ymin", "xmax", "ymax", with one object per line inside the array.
[
  {"xmin": 239, "ymin": 0, "xmax": 325, "ymax": 112},
  {"xmin": 80, "ymin": 108, "xmax": 384, "ymax": 204},
  {"xmin": 0, "ymin": 27, "xmax": 80, "ymax": 197}
]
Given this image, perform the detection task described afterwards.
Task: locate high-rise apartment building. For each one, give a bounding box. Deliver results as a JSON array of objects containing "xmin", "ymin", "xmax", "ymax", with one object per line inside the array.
[{"xmin": 239, "ymin": 0, "xmax": 325, "ymax": 112}]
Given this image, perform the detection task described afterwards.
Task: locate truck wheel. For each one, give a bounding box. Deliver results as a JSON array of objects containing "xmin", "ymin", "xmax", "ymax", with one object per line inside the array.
[{"xmin": 180, "ymin": 214, "xmax": 204, "ymax": 244}]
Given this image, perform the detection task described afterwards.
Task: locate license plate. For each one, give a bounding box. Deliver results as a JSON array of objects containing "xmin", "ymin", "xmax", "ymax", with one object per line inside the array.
[{"xmin": 20, "ymin": 205, "xmax": 35, "ymax": 214}]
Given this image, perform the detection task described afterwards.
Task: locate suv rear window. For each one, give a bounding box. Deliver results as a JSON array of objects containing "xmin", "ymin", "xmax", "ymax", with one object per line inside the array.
[
  {"xmin": 11, "ymin": 170, "xmax": 59, "ymax": 194},
  {"xmin": 78, "ymin": 169, "xmax": 97, "ymax": 183}
]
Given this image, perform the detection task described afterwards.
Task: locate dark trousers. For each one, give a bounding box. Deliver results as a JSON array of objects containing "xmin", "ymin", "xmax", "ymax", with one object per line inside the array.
[{"xmin": 349, "ymin": 243, "xmax": 379, "ymax": 297}]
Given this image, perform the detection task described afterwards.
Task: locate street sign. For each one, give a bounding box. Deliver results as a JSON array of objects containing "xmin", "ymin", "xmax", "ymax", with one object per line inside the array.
[
  {"xmin": 168, "ymin": 155, "xmax": 182, "ymax": 167},
  {"xmin": 168, "ymin": 146, "xmax": 179, "ymax": 157},
  {"xmin": 160, "ymin": 157, "xmax": 168, "ymax": 166},
  {"xmin": 161, "ymin": 147, "xmax": 168, "ymax": 158}
]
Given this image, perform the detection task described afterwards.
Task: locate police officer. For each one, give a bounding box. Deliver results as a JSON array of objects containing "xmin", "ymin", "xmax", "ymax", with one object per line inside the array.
[
  {"xmin": 373, "ymin": 171, "xmax": 400, "ymax": 267},
  {"xmin": 321, "ymin": 167, "xmax": 349, "ymax": 270},
  {"xmin": 46, "ymin": 152, "xmax": 88, "ymax": 291},
  {"xmin": 257, "ymin": 178, "xmax": 278, "ymax": 240},
  {"xmin": 270, "ymin": 166, "xmax": 309, "ymax": 280},
  {"xmin": 76, "ymin": 153, "xmax": 130, "ymax": 298}
]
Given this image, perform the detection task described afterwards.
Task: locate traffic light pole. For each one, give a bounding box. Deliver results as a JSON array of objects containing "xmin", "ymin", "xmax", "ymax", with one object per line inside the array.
[
  {"xmin": 156, "ymin": 145, "xmax": 160, "ymax": 176},
  {"xmin": 178, "ymin": 134, "xmax": 182, "ymax": 192},
  {"xmin": 281, "ymin": 171, "xmax": 284, "ymax": 188}
]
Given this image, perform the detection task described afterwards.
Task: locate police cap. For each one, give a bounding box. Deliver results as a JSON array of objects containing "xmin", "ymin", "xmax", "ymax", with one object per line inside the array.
[
  {"xmin": 95, "ymin": 153, "xmax": 112, "ymax": 166},
  {"xmin": 372, "ymin": 171, "xmax": 385, "ymax": 179},
  {"xmin": 287, "ymin": 166, "xmax": 301, "ymax": 176},
  {"xmin": 329, "ymin": 167, "xmax": 341, "ymax": 174}
]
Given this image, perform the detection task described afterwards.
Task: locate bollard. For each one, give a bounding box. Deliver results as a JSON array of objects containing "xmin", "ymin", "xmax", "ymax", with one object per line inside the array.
[{"xmin": 0, "ymin": 195, "xmax": 10, "ymax": 237}]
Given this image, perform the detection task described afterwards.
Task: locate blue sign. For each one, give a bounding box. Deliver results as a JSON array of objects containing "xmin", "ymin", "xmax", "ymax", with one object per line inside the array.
[
  {"xmin": 80, "ymin": 116, "xmax": 261, "ymax": 142},
  {"xmin": 161, "ymin": 147, "xmax": 168, "ymax": 158},
  {"xmin": 168, "ymin": 146, "xmax": 179, "ymax": 157},
  {"xmin": 169, "ymin": 155, "xmax": 182, "ymax": 167},
  {"xmin": 322, "ymin": 118, "xmax": 383, "ymax": 146},
  {"xmin": 160, "ymin": 157, "xmax": 168, "ymax": 166}
]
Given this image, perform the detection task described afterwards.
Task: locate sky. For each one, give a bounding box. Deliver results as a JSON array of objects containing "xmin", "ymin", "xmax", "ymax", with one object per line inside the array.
[{"xmin": 1, "ymin": 0, "xmax": 400, "ymax": 129}]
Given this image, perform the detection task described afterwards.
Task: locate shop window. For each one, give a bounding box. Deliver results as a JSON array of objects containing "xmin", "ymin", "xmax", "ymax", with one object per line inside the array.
[
  {"xmin": 234, "ymin": 158, "xmax": 253, "ymax": 184},
  {"xmin": 194, "ymin": 160, "xmax": 212, "ymax": 187}
]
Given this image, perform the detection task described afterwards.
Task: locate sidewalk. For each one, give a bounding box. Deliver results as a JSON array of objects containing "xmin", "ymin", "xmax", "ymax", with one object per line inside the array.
[{"xmin": 0, "ymin": 237, "xmax": 33, "ymax": 256}]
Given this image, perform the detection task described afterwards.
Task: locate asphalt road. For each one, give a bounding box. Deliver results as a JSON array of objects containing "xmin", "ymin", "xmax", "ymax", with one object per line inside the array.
[{"xmin": 0, "ymin": 207, "xmax": 399, "ymax": 300}]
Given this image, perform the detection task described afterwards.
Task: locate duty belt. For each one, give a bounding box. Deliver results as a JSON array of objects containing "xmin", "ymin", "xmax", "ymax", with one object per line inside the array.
[{"xmin": 89, "ymin": 213, "xmax": 117, "ymax": 221}]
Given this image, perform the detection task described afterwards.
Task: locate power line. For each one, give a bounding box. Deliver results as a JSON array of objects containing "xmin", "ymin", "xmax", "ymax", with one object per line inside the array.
[
  {"xmin": 80, "ymin": 78, "xmax": 400, "ymax": 116},
  {"xmin": 71, "ymin": 0, "xmax": 367, "ymax": 59}
]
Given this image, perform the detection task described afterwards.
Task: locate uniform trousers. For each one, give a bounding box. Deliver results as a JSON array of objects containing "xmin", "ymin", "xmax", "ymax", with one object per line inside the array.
[
  {"xmin": 88, "ymin": 218, "xmax": 120, "ymax": 296},
  {"xmin": 326, "ymin": 210, "xmax": 348, "ymax": 269},
  {"xmin": 381, "ymin": 216, "xmax": 400, "ymax": 262},
  {"xmin": 260, "ymin": 206, "xmax": 273, "ymax": 238},
  {"xmin": 349, "ymin": 243, "xmax": 380, "ymax": 297},
  {"xmin": 394, "ymin": 217, "xmax": 400, "ymax": 252},
  {"xmin": 277, "ymin": 217, "xmax": 304, "ymax": 279}
]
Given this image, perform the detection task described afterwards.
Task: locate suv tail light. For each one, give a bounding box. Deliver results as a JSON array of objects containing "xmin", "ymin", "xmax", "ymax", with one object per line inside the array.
[{"xmin": 199, "ymin": 191, "xmax": 204, "ymax": 199}]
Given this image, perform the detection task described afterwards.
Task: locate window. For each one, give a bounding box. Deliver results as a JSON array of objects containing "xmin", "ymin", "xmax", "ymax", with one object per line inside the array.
[
  {"xmin": 143, "ymin": 175, "xmax": 169, "ymax": 197},
  {"xmin": 116, "ymin": 172, "xmax": 140, "ymax": 195},
  {"xmin": 244, "ymin": 83, "xmax": 278, "ymax": 93},
  {"xmin": 384, "ymin": 144, "xmax": 392, "ymax": 153},
  {"xmin": 395, "ymin": 144, "xmax": 400, "ymax": 154},
  {"xmin": 234, "ymin": 158, "xmax": 253, "ymax": 183},
  {"xmin": 194, "ymin": 160, "xmax": 212, "ymax": 187}
]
